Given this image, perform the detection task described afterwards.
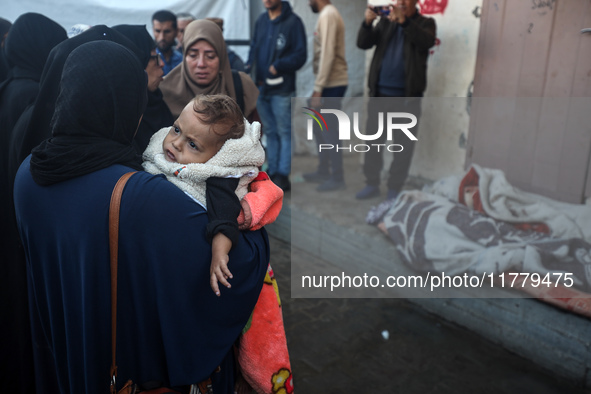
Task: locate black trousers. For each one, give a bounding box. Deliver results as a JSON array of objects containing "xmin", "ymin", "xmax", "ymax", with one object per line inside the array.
[
  {"xmin": 313, "ymin": 86, "xmax": 347, "ymax": 182},
  {"xmin": 362, "ymin": 94, "xmax": 422, "ymax": 191}
]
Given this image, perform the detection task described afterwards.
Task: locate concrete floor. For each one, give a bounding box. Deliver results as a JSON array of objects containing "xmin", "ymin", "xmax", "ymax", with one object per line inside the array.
[
  {"xmin": 270, "ymin": 236, "xmax": 590, "ymax": 394},
  {"xmin": 263, "ymin": 153, "xmax": 591, "ymax": 393}
]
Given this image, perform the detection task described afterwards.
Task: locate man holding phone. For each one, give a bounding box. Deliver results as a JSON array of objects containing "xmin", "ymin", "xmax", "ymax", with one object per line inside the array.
[{"xmin": 355, "ymin": 0, "xmax": 436, "ymax": 201}]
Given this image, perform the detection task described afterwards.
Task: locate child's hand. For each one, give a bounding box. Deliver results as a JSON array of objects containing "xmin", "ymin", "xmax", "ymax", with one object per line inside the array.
[
  {"xmin": 210, "ymin": 253, "xmax": 233, "ymax": 296},
  {"xmin": 238, "ymin": 199, "xmax": 252, "ymax": 230},
  {"xmin": 210, "ymin": 233, "xmax": 234, "ymax": 296}
]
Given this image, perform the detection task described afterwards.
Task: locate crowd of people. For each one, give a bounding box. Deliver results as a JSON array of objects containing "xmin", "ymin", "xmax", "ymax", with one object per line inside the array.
[{"xmin": 0, "ymin": 0, "xmax": 436, "ymax": 392}]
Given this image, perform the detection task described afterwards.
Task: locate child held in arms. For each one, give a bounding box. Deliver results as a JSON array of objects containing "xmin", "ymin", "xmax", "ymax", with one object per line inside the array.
[{"xmin": 143, "ymin": 94, "xmax": 282, "ymax": 295}]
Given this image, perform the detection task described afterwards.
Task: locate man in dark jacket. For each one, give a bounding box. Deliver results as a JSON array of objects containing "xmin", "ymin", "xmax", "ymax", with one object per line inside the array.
[
  {"xmin": 355, "ymin": 0, "xmax": 436, "ymax": 201},
  {"xmin": 247, "ymin": 0, "xmax": 306, "ymax": 191}
]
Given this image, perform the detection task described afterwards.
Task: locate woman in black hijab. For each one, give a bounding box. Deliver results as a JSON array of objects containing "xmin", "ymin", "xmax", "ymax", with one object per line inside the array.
[
  {"xmin": 6, "ymin": 23, "xmax": 145, "ymax": 243},
  {"xmin": 0, "ymin": 13, "xmax": 66, "ymax": 394},
  {"xmin": 17, "ymin": 40, "xmax": 146, "ymax": 393},
  {"xmin": 0, "ymin": 13, "xmax": 67, "ymax": 178},
  {"xmin": 15, "ymin": 39, "xmax": 269, "ymax": 394},
  {"xmin": 30, "ymin": 46, "xmax": 147, "ymax": 185},
  {"xmin": 8, "ymin": 25, "xmax": 145, "ymax": 174},
  {"xmin": 30, "ymin": 41, "xmax": 147, "ymax": 184},
  {"xmin": 0, "ymin": 12, "xmax": 66, "ymax": 186},
  {"xmin": 1, "ymin": 26, "xmax": 143, "ymax": 394},
  {"xmin": 112, "ymin": 24, "xmax": 173, "ymax": 154},
  {"xmin": 0, "ymin": 13, "xmax": 66, "ymax": 132}
]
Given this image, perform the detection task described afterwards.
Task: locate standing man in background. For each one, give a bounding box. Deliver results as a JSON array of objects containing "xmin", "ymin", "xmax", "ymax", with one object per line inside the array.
[
  {"xmin": 247, "ymin": 0, "xmax": 307, "ymax": 191},
  {"xmin": 152, "ymin": 10, "xmax": 183, "ymax": 75},
  {"xmin": 355, "ymin": 0, "xmax": 436, "ymax": 201},
  {"xmin": 304, "ymin": 0, "xmax": 348, "ymax": 192},
  {"xmin": 175, "ymin": 12, "xmax": 195, "ymax": 53}
]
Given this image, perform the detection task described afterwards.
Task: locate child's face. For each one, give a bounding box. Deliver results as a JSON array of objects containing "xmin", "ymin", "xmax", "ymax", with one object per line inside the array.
[{"xmin": 162, "ymin": 104, "xmax": 223, "ymax": 164}]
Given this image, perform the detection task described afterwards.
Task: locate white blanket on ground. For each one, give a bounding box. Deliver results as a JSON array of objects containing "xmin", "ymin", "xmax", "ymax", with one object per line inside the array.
[
  {"xmin": 468, "ymin": 165, "xmax": 591, "ymax": 241},
  {"xmin": 383, "ymin": 165, "xmax": 591, "ymax": 292}
]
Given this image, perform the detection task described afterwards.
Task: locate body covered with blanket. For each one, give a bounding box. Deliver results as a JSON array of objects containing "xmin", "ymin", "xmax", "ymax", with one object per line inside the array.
[{"xmin": 380, "ymin": 164, "xmax": 591, "ymax": 293}]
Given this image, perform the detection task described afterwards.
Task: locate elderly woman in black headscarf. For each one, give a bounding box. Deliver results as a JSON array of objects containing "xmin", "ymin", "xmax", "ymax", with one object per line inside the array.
[
  {"xmin": 15, "ymin": 39, "xmax": 268, "ymax": 394},
  {"xmin": 112, "ymin": 24, "xmax": 173, "ymax": 154},
  {"xmin": 0, "ymin": 12, "xmax": 66, "ymax": 394}
]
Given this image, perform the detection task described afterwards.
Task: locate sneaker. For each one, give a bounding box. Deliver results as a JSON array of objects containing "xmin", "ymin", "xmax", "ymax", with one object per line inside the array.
[
  {"xmin": 386, "ymin": 189, "xmax": 399, "ymax": 201},
  {"xmin": 303, "ymin": 171, "xmax": 331, "ymax": 183},
  {"xmin": 316, "ymin": 179, "xmax": 346, "ymax": 192},
  {"xmin": 355, "ymin": 185, "xmax": 380, "ymax": 200}
]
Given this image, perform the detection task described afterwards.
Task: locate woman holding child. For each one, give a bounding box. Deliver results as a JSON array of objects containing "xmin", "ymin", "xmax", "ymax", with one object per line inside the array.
[{"xmin": 14, "ymin": 40, "xmax": 269, "ymax": 394}]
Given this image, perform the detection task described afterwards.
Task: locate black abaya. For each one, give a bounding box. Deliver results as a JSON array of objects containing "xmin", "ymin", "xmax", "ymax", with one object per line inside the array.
[{"xmin": 0, "ymin": 13, "xmax": 66, "ymax": 394}]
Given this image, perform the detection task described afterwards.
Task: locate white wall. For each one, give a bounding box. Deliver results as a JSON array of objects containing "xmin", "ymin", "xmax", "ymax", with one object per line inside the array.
[{"xmin": 410, "ymin": 0, "xmax": 482, "ymax": 181}]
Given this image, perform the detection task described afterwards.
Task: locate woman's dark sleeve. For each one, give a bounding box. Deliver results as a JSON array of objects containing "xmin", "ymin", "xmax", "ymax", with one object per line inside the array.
[{"xmin": 205, "ymin": 177, "xmax": 241, "ymax": 245}]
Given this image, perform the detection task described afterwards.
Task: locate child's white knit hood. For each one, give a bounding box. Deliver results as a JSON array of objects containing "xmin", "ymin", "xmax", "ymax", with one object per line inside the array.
[{"xmin": 142, "ymin": 120, "xmax": 265, "ymax": 209}]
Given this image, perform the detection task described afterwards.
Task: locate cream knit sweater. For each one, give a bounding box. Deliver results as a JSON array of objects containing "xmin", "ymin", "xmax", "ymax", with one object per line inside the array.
[
  {"xmin": 142, "ymin": 120, "xmax": 265, "ymax": 209},
  {"xmin": 313, "ymin": 3, "xmax": 348, "ymax": 93}
]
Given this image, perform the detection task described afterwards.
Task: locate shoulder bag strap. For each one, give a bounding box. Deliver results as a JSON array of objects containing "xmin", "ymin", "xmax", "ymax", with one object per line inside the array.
[
  {"xmin": 109, "ymin": 172, "xmax": 137, "ymax": 394},
  {"xmin": 108, "ymin": 171, "xmax": 213, "ymax": 394}
]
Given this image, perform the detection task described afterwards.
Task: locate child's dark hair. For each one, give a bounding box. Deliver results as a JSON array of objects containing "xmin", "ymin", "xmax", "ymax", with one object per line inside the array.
[{"xmin": 192, "ymin": 95, "xmax": 245, "ymax": 144}]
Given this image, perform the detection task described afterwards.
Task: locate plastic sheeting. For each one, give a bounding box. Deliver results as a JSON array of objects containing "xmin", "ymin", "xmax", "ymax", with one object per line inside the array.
[{"xmin": 4, "ymin": 0, "xmax": 251, "ymax": 58}]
